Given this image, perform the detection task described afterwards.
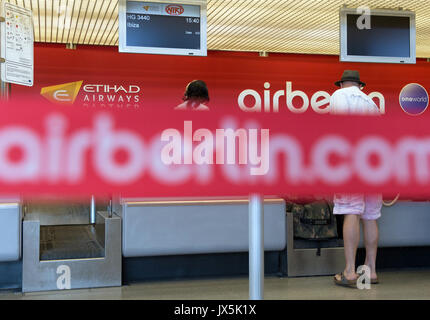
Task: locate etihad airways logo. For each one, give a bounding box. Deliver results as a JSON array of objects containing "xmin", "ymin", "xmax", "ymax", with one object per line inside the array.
[
  {"xmin": 41, "ymin": 81, "xmax": 83, "ymax": 105},
  {"xmin": 40, "ymin": 81, "xmax": 142, "ymax": 109}
]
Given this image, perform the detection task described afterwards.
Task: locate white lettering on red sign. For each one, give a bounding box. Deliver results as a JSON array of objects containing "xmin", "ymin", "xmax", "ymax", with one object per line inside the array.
[
  {"xmin": 0, "ymin": 113, "xmax": 429, "ymax": 189},
  {"xmin": 237, "ymin": 82, "xmax": 385, "ymax": 114}
]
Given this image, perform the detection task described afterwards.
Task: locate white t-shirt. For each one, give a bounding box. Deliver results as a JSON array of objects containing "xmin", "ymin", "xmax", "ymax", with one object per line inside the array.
[
  {"xmin": 330, "ymin": 86, "xmax": 383, "ymax": 206},
  {"xmin": 329, "ymin": 86, "xmax": 380, "ymax": 115}
]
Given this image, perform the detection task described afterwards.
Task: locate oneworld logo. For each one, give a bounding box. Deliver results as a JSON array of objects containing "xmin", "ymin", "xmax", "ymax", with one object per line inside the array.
[
  {"xmin": 165, "ymin": 4, "xmax": 184, "ymax": 15},
  {"xmin": 399, "ymin": 83, "xmax": 429, "ymax": 116}
]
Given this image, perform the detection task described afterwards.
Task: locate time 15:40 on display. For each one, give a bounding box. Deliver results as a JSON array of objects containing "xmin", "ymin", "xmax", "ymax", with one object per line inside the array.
[{"xmin": 185, "ymin": 17, "xmax": 200, "ymax": 23}]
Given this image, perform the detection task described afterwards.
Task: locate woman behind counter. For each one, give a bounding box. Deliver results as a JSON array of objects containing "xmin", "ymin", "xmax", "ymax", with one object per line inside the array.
[{"xmin": 175, "ymin": 80, "xmax": 210, "ymax": 111}]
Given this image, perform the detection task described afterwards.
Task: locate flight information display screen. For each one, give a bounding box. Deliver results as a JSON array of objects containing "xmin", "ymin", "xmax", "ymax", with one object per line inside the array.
[
  {"xmin": 119, "ymin": 1, "xmax": 206, "ymax": 56},
  {"xmin": 339, "ymin": 8, "xmax": 415, "ymax": 64},
  {"xmin": 346, "ymin": 14, "xmax": 411, "ymax": 57}
]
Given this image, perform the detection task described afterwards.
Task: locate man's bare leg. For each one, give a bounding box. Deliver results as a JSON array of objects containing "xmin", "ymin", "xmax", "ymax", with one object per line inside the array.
[
  {"xmin": 362, "ymin": 219, "xmax": 378, "ymax": 280},
  {"xmin": 335, "ymin": 214, "xmax": 361, "ymax": 281}
]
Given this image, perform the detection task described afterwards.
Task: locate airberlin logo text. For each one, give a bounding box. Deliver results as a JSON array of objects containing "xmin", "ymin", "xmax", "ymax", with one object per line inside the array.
[
  {"xmin": 1, "ymin": 114, "xmax": 430, "ymax": 189},
  {"xmin": 0, "ymin": 114, "xmax": 270, "ymax": 185},
  {"xmin": 237, "ymin": 82, "xmax": 385, "ymax": 114},
  {"xmin": 41, "ymin": 82, "xmax": 142, "ymax": 109}
]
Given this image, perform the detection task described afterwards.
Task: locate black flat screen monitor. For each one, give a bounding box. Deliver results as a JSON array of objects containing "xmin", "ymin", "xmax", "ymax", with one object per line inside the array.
[
  {"xmin": 119, "ymin": 0, "xmax": 207, "ymax": 56},
  {"xmin": 340, "ymin": 8, "xmax": 416, "ymax": 64}
]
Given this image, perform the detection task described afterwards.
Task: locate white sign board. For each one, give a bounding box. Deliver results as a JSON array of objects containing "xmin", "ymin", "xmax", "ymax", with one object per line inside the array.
[{"xmin": 0, "ymin": 2, "xmax": 34, "ymax": 86}]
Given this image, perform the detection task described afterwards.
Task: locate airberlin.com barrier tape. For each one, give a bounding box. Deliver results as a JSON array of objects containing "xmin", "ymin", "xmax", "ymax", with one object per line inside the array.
[{"xmin": 0, "ymin": 100, "xmax": 429, "ymax": 198}]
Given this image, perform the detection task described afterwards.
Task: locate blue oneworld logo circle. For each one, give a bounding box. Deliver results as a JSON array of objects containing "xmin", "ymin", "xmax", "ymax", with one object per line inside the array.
[{"xmin": 399, "ymin": 83, "xmax": 429, "ymax": 116}]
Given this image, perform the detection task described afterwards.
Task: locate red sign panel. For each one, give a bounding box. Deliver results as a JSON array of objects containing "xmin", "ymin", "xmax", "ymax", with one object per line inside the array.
[
  {"xmin": 4, "ymin": 45, "xmax": 430, "ymax": 198},
  {"xmin": 0, "ymin": 99, "xmax": 430, "ymax": 198}
]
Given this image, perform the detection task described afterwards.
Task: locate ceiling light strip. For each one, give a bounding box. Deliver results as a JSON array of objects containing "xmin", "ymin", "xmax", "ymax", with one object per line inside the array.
[
  {"xmin": 43, "ymin": 0, "xmax": 47, "ymax": 42},
  {"xmin": 109, "ymin": 24, "xmax": 118, "ymax": 46},
  {"xmin": 227, "ymin": 2, "xmax": 332, "ymax": 52},
  {"xmin": 65, "ymin": 0, "xmax": 78, "ymax": 44},
  {"xmin": 62, "ymin": 0, "xmax": 75, "ymax": 43},
  {"xmin": 211, "ymin": 0, "xmax": 282, "ymax": 44},
  {"xmin": 86, "ymin": 0, "xmax": 104, "ymax": 45},
  {"xmin": 60, "ymin": 0, "xmax": 70, "ymax": 43},
  {"xmin": 97, "ymin": 0, "xmax": 117, "ymax": 45},
  {"xmin": 92, "ymin": 0, "xmax": 113, "ymax": 45},
  {"xmin": 207, "ymin": 0, "xmax": 232, "ymax": 26},
  {"xmin": 102, "ymin": 2, "xmax": 118, "ymax": 46},
  {"xmin": 210, "ymin": 1, "xmax": 289, "ymax": 49},
  {"xmin": 55, "ymin": 0, "xmax": 62, "ymax": 43},
  {"xmin": 71, "ymin": 0, "xmax": 84, "ymax": 44},
  {"xmin": 47, "ymin": 0, "xmax": 52, "ymax": 42},
  {"xmin": 76, "ymin": 0, "xmax": 90, "ymax": 44},
  {"xmin": 209, "ymin": 1, "xmax": 261, "ymax": 47},
  {"xmin": 81, "ymin": 0, "xmax": 97, "ymax": 44},
  {"xmin": 208, "ymin": 0, "xmax": 242, "ymax": 29},
  {"xmin": 211, "ymin": 0, "xmax": 298, "ymax": 48}
]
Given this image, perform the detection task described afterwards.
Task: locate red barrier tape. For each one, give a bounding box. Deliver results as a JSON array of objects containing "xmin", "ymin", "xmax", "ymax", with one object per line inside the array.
[{"xmin": 0, "ymin": 100, "xmax": 429, "ymax": 198}]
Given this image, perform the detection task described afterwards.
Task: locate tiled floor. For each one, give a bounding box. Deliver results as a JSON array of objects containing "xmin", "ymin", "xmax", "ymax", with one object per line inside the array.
[{"xmin": 1, "ymin": 269, "xmax": 430, "ymax": 300}]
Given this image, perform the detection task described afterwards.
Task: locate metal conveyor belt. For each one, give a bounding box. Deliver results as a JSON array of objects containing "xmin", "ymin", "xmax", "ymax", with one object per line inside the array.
[{"xmin": 39, "ymin": 225, "xmax": 105, "ymax": 260}]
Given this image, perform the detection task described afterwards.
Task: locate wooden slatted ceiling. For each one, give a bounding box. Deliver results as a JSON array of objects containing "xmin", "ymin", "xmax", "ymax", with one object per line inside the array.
[{"xmin": 3, "ymin": 0, "xmax": 430, "ymax": 57}]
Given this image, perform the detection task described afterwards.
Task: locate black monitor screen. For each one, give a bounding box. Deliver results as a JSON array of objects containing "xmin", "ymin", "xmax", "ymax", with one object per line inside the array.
[
  {"xmin": 346, "ymin": 14, "xmax": 410, "ymax": 57},
  {"xmin": 125, "ymin": 2, "xmax": 201, "ymax": 50}
]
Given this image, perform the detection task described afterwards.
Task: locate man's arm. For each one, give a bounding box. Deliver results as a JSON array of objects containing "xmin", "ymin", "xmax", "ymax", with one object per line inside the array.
[{"xmin": 366, "ymin": 97, "xmax": 381, "ymax": 115}]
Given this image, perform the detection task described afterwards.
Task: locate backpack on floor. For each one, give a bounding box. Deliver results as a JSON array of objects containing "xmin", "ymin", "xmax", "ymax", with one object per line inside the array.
[{"xmin": 288, "ymin": 200, "xmax": 338, "ymax": 240}]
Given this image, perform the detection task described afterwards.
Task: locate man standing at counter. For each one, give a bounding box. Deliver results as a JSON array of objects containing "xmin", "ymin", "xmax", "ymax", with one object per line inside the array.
[{"xmin": 330, "ymin": 70, "xmax": 382, "ymax": 287}]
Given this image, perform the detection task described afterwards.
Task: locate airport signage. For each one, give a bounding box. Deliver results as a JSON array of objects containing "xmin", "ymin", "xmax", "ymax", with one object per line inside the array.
[
  {"xmin": 0, "ymin": 1, "xmax": 34, "ymax": 86},
  {"xmin": 0, "ymin": 100, "xmax": 429, "ymax": 198},
  {"xmin": 12, "ymin": 45, "xmax": 430, "ymax": 118}
]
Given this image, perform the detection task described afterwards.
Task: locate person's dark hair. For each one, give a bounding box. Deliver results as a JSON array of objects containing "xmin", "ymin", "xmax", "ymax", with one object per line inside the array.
[{"xmin": 183, "ymin": 80, "xmax": 210, "ymax": 102}]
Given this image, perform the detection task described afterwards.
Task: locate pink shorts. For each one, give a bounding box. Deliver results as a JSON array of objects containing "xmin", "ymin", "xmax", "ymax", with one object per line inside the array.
[{"xmin": 333, "ymin": 194, "xmax": 382, "ymax": 220}]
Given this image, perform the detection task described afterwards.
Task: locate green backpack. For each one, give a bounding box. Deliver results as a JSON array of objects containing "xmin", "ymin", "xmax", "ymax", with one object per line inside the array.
[{"xmin": 289, "ymin": 200, "xmax": 338, "ymax": 240}]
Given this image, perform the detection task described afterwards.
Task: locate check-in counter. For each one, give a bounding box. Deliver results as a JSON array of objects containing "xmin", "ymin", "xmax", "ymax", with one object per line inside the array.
[
  {"xmin": 21, "ymin": 203, "xmax": 121, "ymax": 292},
  {"xmin": 0, "ymin": 202, "xmax": 22, "ymax": 262},
  {"xmin": 1, "ymin": 197, "xmax": 430, "ymax": 289},
  {"xmin": 118, "ymin": 198, "xmax": 287, "ymax": 258},
  {"xmin": 360, "ymin": 201, "xmax": 430, "ymax": 247},
  {"xmin": 287, "ymin": 200, "xmax": 430, "ymax": 277},
  {"xmin": 117, "ymin": 198, "xmax": 430, "ymax": 259}
]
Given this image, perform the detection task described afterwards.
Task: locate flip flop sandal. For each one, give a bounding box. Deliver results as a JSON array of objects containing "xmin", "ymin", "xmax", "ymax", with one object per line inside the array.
[
  {"xmin": 356, "ymin": 268, "xmax": 379, "ymax": 285},
  {"xmin": 334, "ymin": 272, "xmax": 357, "ymax": 288},
  {"xmin": 358, "ymin": 270, "xmax": 379, "ymax": 284}
]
